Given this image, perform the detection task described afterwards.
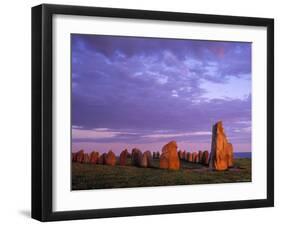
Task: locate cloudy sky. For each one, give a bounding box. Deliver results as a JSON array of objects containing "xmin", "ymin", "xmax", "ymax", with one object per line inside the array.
[{"xmin": 71, "ymin": 34, "xmax": 251, "ymax": 154}]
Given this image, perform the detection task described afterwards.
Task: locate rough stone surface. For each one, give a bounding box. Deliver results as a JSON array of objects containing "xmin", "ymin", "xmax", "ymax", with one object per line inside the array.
[
  {"xmin": 105, "ymin": 150, "xmax": 116, "ymax": 166},
  {"xmin": 178, "ymin": 150, "xmax": 182, "ymax": 159},
  {"xmin": 192, "ymin": 152, "xmax": 198, "ymax": 163},
  {"xmin": 119, "ymin": 149, "xmax": 128, "ymax": 166},
  {"xmin": 89, "ymin": 151, "xmax": 99, "ymax": 164},
  {"xmin": 226, "ymin": 143, "xmax": 234, "ymax": 168},
  {"xmin": 98, "ymin": 153, "xmax": 106, "ymax": 165},
  {"xmin": 202, "ymin": 150, "xmax": 209, "ymax": 166},
  {"xmin": 76, "ymin": 150, "xmax": 84, "ymax": 163},
  {"xmin": 159, "ymin": 141, "xmax": 180, "ymax": 170},
  {"xmin": 156, "ymin": 152, "xmax": 160, "ymax": 159},
  {"xmin": 198, "ymin": 151, "xmax": 203, "ymax": 163},
  {"xmin": 140, "ymin": 151, "xmax": 153, "ymax": 168},
  {"xmin": 82, "ymin": 153, "xmax": 90, "ymax": 163},
  {"xmin": 182, "ymin": 151, "xmax": 186, "ymax": 160},
  {"xmin": 131, "ymin": 148, "xmax": 142, "ymax": 167},
  {"xmin": 209, "ymin": 121, "xmax": 234, "ymax": 170},
  {"xmin": 186, "ymin": 152, "xmax": 192, "ymax": 162},
  {"xmin": 72, "ymin": 152, "xmax": 76, "ymax": 162}
]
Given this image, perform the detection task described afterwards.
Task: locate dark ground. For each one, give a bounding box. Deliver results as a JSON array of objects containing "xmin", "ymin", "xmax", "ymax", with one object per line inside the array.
[{"xmin": 72, "ymin": 158, "xmax": 251, "ymax": 190}]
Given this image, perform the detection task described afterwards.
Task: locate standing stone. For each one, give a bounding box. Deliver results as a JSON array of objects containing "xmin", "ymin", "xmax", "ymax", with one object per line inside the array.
[
  {"xmin": 195, "ymin": 153, "xmax": 200, "ymax": 163},
  {"xmin": 89, "ymin": 151, "xmax": 99, "ymax": 164},
  {"xmin": 182, "ymin": 151, "xmax": 186, "ymax": 160},
  {"xmin": 98, "ymin": 153, "xmax": 106, "ymax": 165},
  {"xmin": 178, "ymin": 150, "xmax": 183, "ymax": 160},
  {"xmin": 209, "ymin": 121, "xmax": 234, "ymax": 170},
  {"xmin": 185, "ymin": 152, "xmax": 190, "ymax": 162},
  {"xmin": 105, "ymin": 150, "xmax": 116, "ymax": 166},
  {"xmin": 72, "ymin": 153, "xmax": 76, "ymax": 162},
  {"xmin": 198, "ymin": 150, "xmax": 203, "ymax": 163},
  {"xmin": 131, "ymin": 148, "xmax": 142, "ymax": 167},
  {"xmin": 184, "ymin": 152, "xmax": 188, "ymax": 161},
  {"xmin": 160, "ymin": 141, "xmax": 180, "ymax": 170},
  {"xmin": 226, "ymin": 143, "xmax": 234, "ymax": 167},
  {"xmin": 119, "ymin": 149, "xmax": 128, "ymax": 166},
  {"xmin": 140, "ymin": 151, "xmax": 153, "ymax": 168},
  {"xmin": 76, "ymin": 150, "xmax": 84, "ymax": 163},
  {"xmin": 82, "ymin": 153, "xmax": 90, "ymax": 163},
  {"xmin": 202, "ymin": 150, "xmax": 209, "ymax": 166},
  {"xmin": 186, "ymin": 152, "xmax": 191, "ymax": 162},
  {"xmin": 157, "ymin": 152, "xmax": 160, "ymax": 159},
  {"xmin": 192, "ymin": 152, "xmax": 198, "ymax": 163}
]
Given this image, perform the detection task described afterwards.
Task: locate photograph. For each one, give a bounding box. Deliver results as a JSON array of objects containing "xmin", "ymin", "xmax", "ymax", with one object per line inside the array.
[{"xmin": 71, "ymin": 34, "xmax": 252, "ymax": 190}]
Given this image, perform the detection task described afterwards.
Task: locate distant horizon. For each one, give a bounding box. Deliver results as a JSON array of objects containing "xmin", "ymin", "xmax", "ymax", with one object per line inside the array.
[{"xmin": 71, "ymin": 34, "xmax": 252, "ymax": 155}]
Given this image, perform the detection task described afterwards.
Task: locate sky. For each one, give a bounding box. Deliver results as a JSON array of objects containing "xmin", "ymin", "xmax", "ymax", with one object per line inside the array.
[{"xmin": 71, "ymin": 34, "xmax": 252, "ymax": 154}]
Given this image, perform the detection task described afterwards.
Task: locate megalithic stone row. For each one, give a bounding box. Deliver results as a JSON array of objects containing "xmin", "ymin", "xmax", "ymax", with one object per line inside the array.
[
  {"xmin": 209, "ymin": 121, "xmax": 234, "ymax": 170},
  {"xmin": 159, "ymin": 141, "xmax": 180, "ymax": 170}
]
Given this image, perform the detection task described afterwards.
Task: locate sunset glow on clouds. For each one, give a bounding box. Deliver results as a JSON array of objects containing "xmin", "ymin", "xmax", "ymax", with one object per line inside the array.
[{"xmin": 71, "ymin": 34, "xmax": 252, "ymax": 153}]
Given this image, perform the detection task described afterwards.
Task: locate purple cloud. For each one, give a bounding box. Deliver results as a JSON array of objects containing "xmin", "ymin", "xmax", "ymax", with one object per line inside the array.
[{"xmin": 71, "ymin": 34, "xmax": 251, "ymax": 153}]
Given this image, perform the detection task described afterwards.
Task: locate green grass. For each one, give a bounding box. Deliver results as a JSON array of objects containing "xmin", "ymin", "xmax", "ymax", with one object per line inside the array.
[{"xmin": 72, "ymin": 158, "xmax": 251, "ymax": 190}]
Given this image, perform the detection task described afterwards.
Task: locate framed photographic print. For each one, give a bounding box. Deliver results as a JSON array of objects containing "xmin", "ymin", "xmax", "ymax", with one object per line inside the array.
[{"xmin": 32, "ymin": 4, "xmax": 274, "ymax": 221}]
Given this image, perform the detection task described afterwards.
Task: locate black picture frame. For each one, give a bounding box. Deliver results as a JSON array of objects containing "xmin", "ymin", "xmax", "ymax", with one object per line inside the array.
[{"xmin": 32, "ymin": 3, "xmax": 274, "ymax": 222}]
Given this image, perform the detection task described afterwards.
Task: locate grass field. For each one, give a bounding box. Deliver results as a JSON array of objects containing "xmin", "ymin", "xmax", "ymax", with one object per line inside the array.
[{"xmin": 72, "ymin": 158, "xmax": 251, "ymax": 190}]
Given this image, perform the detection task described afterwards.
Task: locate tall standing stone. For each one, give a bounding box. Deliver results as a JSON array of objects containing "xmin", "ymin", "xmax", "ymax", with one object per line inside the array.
[
  {"xmin": 119, "ymin": 149, "xmax": 128, "ymax": 166},
  {"xmin": 226, "ymin": 143, "xmax": 234, "ymax": 167},
  {"xmin": 202, "ymin": 150, "xmax": 209, "ymax": 166},
  {"xmin": 159, "ymin": 141, "xmax": 180, "ymax": 170},
  {"xmin": 98, "ymin": 153, "xmax": 106, "ymax": 164},
  {"xmin": 186, "ymin": 152, "xmax": 192, "ymax": 162},
  {"xmin": 105, "ymin": 150, "xmax": 116, "ymax": 166},
  {"xmin": 140, "ymin": 151, "xmax": 153, "ymax": 168},
  {"xmin": 192, "ymin": 152, "xmax": 198, "ymax": 163},
  {"xmin": 209, "ymin": 121, "xmax": 234, "ymax": 170},
  {"xmin": 198, "ymin": 150, "xmax": 203, "ymax": 163},
  {"xmin": 182, "ymin": 151, "xmax": 186, "ymax": 160},
  {"xmin": 131, "ymin": 148, "xmax": 142, "ymax": 167},
  {"xmin": 156, "ymin": 152, "xmax": 160, "ymax": 159},
  {"xmin": 89, "ymin": 151, "xmax": 99, "ymax": 164},
  {"xmin": 178, "ymin": 150, "xmax": 183, "ymax": 160}
]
